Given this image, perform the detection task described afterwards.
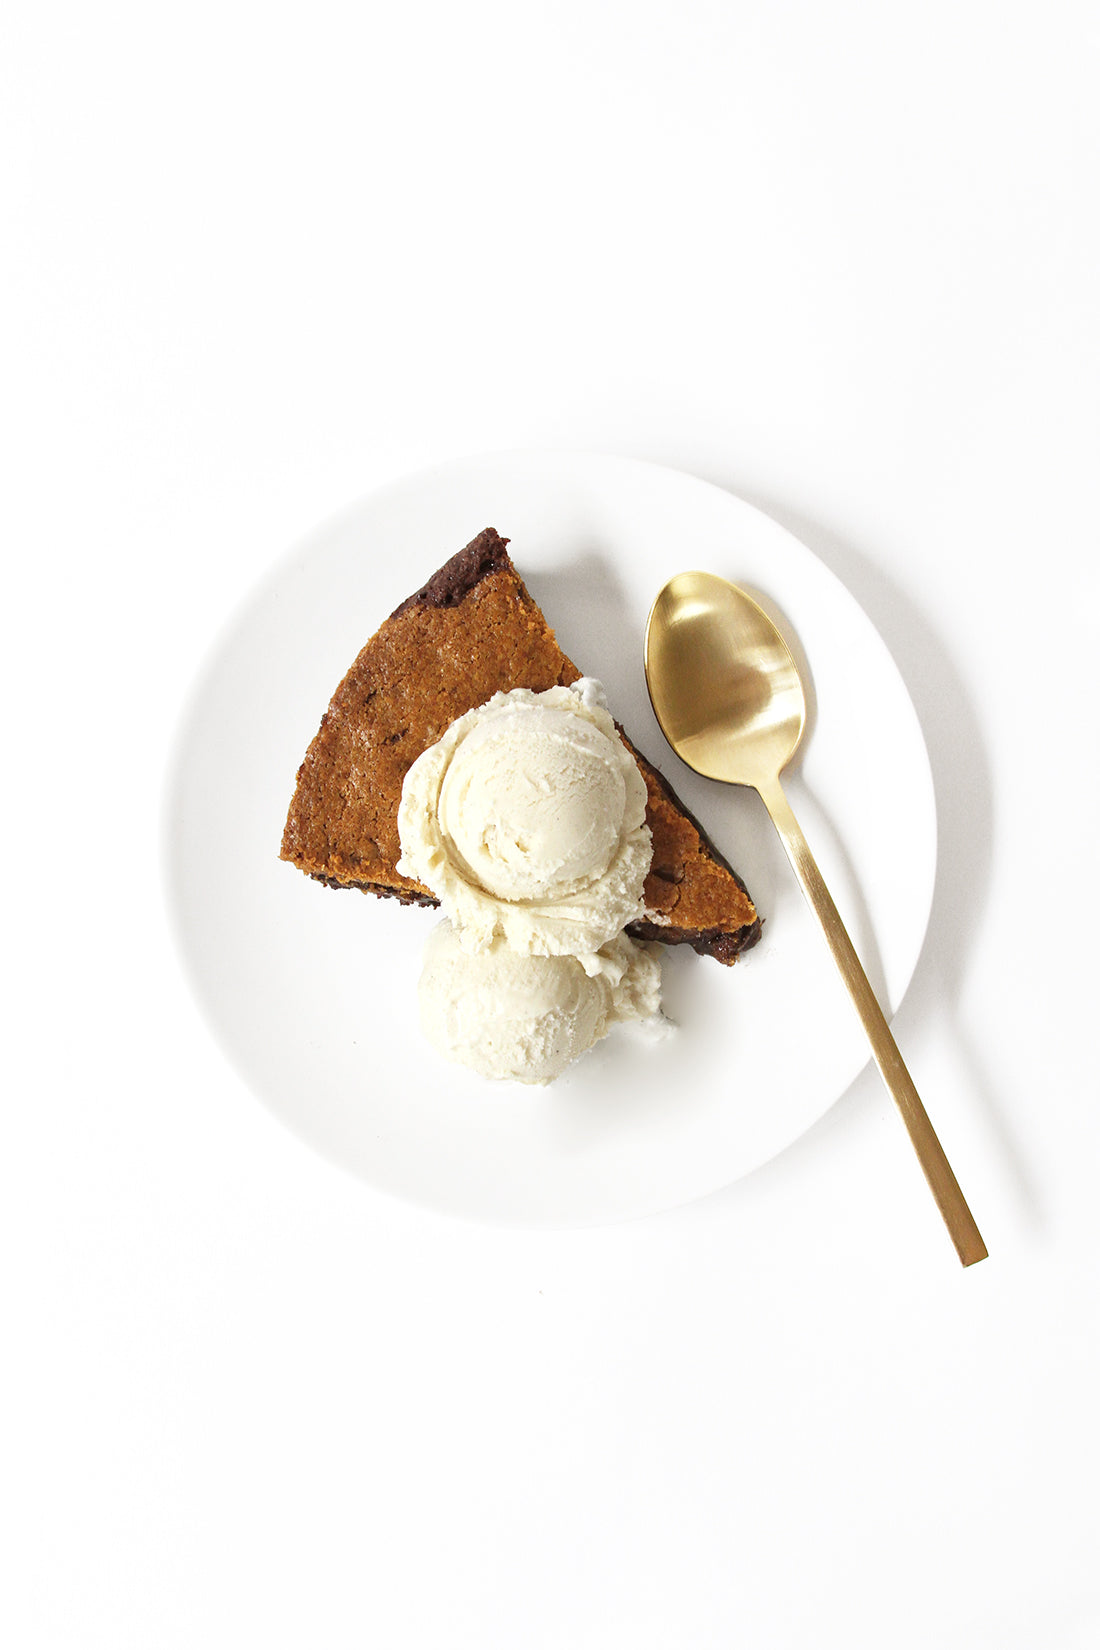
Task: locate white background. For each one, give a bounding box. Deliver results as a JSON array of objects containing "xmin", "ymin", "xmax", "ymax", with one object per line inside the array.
[{"xmin": 3, "ymin": 4, "xmax": 1098, "ymax": 1646}]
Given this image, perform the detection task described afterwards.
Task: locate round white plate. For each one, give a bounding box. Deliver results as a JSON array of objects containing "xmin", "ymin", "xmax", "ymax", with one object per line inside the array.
[{"xmin": 164, "ymin": 452, "xmax": 936, "ymax": 1224}]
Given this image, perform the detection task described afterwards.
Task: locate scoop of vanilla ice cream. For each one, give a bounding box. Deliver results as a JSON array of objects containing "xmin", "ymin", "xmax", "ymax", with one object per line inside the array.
[
  {"xmin": 437, "ymin": 705, "xmax": 629, "ymax": 901},
  {"xmin": 397, "ymin": 681, "xmax": 652, "ymax": 960},
  {"xmin": 418, "ymin": 920, "xmax": 662, "ymax": 1084}
]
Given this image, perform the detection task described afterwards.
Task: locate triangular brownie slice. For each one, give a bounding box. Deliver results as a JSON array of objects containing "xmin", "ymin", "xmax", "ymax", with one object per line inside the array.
[{"xmin": 280, "ymin": 529, "xmax": 761, "ymax": 963}]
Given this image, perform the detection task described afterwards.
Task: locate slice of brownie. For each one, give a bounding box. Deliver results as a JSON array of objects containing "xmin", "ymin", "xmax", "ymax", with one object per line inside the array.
[{"xmin": 280, "ymin": 529, "xmax": 761, "ymax": 963}]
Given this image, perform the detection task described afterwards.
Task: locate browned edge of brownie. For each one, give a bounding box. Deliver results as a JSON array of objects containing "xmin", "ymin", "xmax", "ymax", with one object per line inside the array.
[
  {"xmin": 389, "ymin": 527, "xmax": 511, "ymax": 619},
  {"xmin": 626, "ymin": 916, "xmax": 761, "ymax": 963},
  {"xmin": 309, "ymin": 872, "xmax": 438, "ymax": 905}
]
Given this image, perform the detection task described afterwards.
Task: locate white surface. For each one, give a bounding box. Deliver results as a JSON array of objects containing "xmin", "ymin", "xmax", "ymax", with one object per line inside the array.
[
  {"xmin": 166, "ymin": 452, "xmax": 936, "ymax": 1222},
  {"xmin": 3, "ymin": 4, "xmax": 1098, "ymax": 1648}
]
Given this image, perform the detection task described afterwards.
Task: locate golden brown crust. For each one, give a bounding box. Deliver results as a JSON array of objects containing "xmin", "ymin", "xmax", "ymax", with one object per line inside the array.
[
  {"xmin": 280, "ymin": 530, "xmax": 760, "ymax": 963},
  {"xmin": 280, "ymin": 532, "xmax": 577, "ymax": 897}
]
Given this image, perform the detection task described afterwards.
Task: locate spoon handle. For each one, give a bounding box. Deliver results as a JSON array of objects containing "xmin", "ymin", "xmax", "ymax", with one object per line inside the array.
[{"xmin": 757, "ymin": 774, "xmax": 987, "ymax": 1267}]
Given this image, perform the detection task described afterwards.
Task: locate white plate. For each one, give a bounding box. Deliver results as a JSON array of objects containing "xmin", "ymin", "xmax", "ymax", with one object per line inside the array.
[{"xmin": 164, "ymin": 452, "xmax": 936, "ymax": 1224}]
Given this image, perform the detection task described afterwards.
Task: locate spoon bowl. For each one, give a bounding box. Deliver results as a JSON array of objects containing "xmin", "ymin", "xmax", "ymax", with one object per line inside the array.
[
  {"xmin": 645, "ymin": 572, "xmax": 805, "ymax": 788},
  {"xmin": 645, "ymin": 570, "xmax": 987, "ymax": 1267}
]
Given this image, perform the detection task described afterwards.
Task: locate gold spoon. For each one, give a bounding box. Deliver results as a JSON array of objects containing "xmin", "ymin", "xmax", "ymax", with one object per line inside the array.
[{"xmin": 644, "ymin": 571, "xmax": 987, "ymax": 1267}]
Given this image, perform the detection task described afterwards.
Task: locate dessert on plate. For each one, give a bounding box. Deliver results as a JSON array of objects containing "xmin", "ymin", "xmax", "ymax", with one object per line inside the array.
[
  {"xmin": 279, "ymin": 528, "xmax": 760, "ymax": 1082},
  {"xmin": 280, "ymin": 528, "xmax": 760, "ymax": 964}
]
